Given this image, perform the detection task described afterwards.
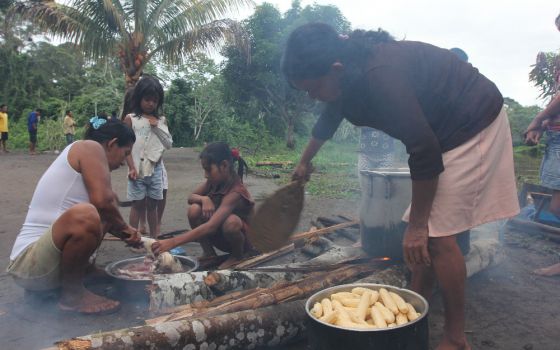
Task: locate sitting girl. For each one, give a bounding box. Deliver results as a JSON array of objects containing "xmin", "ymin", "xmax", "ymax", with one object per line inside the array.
[{"xmin": 152, "ymin": 142, "xmax": 254, "ymax": 269}]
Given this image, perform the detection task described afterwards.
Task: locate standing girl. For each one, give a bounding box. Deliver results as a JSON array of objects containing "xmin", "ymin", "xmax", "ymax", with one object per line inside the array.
[
  {"xmin": 152, "ymin": 142, "xmax": 253, "ymax": 269},
  {"xmin": 124, "ymin": 75, "xmax": 172, "ymax": 238}
]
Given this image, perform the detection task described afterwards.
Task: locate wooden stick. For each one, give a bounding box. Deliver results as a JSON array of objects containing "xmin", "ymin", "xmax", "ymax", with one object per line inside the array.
[
  {"xmin": 255, "ymin": 161, "xmax": 293, "ymax": 166},
  {"xmin": 291, "ymin": 220, "xmax": 359, "ymax": 241},
  {"xmin": 233, "ymin": 243, "xmax": 295, "ymax": 269}
]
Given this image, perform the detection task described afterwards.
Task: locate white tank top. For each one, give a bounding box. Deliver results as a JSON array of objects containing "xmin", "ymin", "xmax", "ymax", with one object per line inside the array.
[{"xmin": 10, "ymin": 143, "xmax": 89, "ymax": 260}]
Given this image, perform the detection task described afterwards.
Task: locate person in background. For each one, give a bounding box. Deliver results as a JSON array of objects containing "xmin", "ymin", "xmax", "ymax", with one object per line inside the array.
[
  {"xmin": 0, "ymin": 104, "xmax": 9, "ymax": 153},
  {"xmin": 152, "ymin": 142, "xmax": 253, "ymax": 269},
  {"xmin": 27, "ymin": 108, "xmax": 41, "ymax": 155},
  {"xmin": 63, "ymin": 110, "xmax": 77, "ymax": 146},
  {"xmin": 282, "ymin": 22, "xmax": 519, "ymax": 350},
  {"xmin": 6, "ymin": 116, "xmax": 139, "ymax": 314},
  {"xmin": 110, "ymin": 111, "xmax": 117, "ymax": 120},
  {"xmin": 124, "ymin": 75, "xmax": 172, "ymax": 238},
  {"xmin": 525, "ymin": 12, "xmax": 560, "ymax": 277}
]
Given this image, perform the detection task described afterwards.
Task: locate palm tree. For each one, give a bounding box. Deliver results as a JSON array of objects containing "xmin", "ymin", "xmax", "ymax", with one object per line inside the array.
[{"xmin": 11, "ymin": 0, "xmax": 253, "ymax": 87}]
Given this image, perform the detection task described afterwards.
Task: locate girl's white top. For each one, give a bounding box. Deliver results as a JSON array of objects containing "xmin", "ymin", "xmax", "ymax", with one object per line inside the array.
[{"xmin": 129, "ymin": 114, "xmax": 173, "ymax": 178}]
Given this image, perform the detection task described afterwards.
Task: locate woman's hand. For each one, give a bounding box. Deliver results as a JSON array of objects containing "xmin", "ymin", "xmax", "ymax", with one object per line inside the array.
[
  {"xmin": 292, "ymin": 162, "xmax": 313, "ymax": 183},
  {"xmin": 122, "ymin": 225, "xmax": 141, "ymax": 245},
  {"xmin": 402, "ymin": 226, "xmax": 431, "ymax": 267},
  {"xmin": 151, "ymin": 238, "xmax": 177, "ymax": 255},
  {"xmin": 128, "ymin": 167, "xmax": 137, "ymax": 180},
  {"xmin": 524, "ymin": 119, "xmax": 544, "ymax": 146},
  {"xmin": 201, "ymin": 196, "xmax": 215, "ymax": 220}
]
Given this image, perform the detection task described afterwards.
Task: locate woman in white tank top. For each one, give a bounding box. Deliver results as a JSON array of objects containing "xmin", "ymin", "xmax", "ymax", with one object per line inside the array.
[{"xmin": 7, "ymin": 116, "xmax": 140, "ymax": 315}]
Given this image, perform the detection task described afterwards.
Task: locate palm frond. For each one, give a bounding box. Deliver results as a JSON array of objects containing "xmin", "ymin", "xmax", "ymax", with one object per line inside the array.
[
  {"xmin": 152, "ymin": 0, "xmax": 253, "ymax": 42},
  {"xmin": 10, "ymin": 1, "xmax": 126, "ymax": 59},
  {"xmin": 149, "ymin": 19, "xmax": 249, "ymax": 65}
]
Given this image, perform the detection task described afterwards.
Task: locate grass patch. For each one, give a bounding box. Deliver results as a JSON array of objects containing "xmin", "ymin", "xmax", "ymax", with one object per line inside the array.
[{"xmin": 241, "ymin": 139, "xmax": 360, "ymax": 199}]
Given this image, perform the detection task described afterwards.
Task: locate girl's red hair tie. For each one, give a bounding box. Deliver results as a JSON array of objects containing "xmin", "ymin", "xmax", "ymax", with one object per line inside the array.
[{"xmin": 231, "ymin": 148, "xmax": 240, "ymax": 160}]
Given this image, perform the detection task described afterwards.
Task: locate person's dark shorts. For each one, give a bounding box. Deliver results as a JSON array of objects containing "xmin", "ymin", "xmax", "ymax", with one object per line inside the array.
[
  {"xmin": 1, "ymin": 132, "xmax": 8, "ymax": 141},
  {"xmin": 29, "ymin": 131, "xmax": 37, "ymax": 143}
]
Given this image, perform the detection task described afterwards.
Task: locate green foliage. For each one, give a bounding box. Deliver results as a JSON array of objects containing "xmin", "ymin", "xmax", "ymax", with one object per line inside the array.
[
  {"xmin": 242, "ymin": 137, "xmax": 360, "ymax": 198},
  {"xmin": 166, "ymin": 78, "xmax": 194, "ymax": 146},
  {"xmin": 504, "ymin": 97, "xmax": 542, "ymax": 146},
  {"xmin": 221, "ymin": 2, "xmax": 351, "ymax": 148},
  {"xmin": 8, "ymin": 116, "xmax": 85, "ymax": 151},
  {"xmin": 12, "ymin": 0, "xmax": 253, "ymax": 87},
  {"xmin": 530, "ymin": 51, "xmax": 560, "ymax": 101}
]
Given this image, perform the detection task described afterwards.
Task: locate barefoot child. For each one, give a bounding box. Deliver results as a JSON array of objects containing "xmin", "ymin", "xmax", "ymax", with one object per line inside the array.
[
  {"xmin": 152, "ymin": 142, "xmax": 254, "ymax": 269},
  {"xmin": 124, "ymin": 75, "xmax": 172, "ymax": 238}
]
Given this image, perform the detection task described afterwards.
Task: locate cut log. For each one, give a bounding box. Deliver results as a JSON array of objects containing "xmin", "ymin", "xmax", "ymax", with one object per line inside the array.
[
  {"xmin": 149, "ymin": 270, "xmax": 304, "ymax": 311},
  {"xmin": 50, "ymin": 239, "xmax": 502, "ymax": 350},
  {"xmin": 52, "ymin": 300, "xmax": 307, "ymax": 350},
  {"xmin": 148, "ymin": 262, "xmax": 379, "ymax": 325}
]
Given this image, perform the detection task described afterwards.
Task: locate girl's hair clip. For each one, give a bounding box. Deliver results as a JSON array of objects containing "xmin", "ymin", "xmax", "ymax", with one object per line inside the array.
[
  {"xmin": 231, "ymin": 148, "xmax": 240, "ymax": 160},
  {"xmin": 89, "ymin": 116, "xmax": 107, "ymax": 130}
]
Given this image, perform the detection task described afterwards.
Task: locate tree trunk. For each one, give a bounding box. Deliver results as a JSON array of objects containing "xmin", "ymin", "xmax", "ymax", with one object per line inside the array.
[{"xmin": 286, "ymin": 117, "xmax": 295, "ymax": 149}]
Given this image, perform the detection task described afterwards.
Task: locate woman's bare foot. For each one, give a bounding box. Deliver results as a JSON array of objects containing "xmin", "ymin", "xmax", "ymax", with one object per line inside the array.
[
  {"xmin": 218, "ymin": 256, "xmax": 243, "ymax": 269},
  {"xmin": 534, "ymin": 262, "xmax": 560, "ymax": 276},
  {"xmin": 59, "ymin": 287, "xmax": 120, "ymax": 315}
]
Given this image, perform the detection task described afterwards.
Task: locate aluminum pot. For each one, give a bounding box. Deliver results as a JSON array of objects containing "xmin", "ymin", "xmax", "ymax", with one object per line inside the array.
[
  {"xmin": 305, "ymin": 283, "xmax": 429, "ymax": 350},
  {"xmin": 105, "ymin": 255, "xmax": 199, "ymax": 302}
]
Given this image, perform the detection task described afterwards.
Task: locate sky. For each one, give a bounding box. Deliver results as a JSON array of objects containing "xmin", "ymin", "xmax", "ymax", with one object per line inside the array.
[{"xmin": 231, "ymin": 0, "xmax": 559, "ymax": 107}]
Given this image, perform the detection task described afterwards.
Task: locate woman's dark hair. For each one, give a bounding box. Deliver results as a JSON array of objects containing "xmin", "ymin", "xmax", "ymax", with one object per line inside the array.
[
  {"xmin": 65, "ymin": 110, "xmax": 71, "ymax": 115},
  {"xmin": 84, "ymin": 116, "xmax": 136, "ymax": 147},
  {"xmin": 282, "ymin": 22, "xmax": 393, "ymax": 82},
  {"xmin": 131, "ymin": 74, "xmax": 164, "ymax": 117},
  {"xmin": 200, "ymin": 142, "xmax": 248, "ymax": 181}
]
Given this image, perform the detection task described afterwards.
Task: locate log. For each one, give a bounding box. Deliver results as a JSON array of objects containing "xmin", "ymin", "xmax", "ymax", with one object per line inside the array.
[
  {"xmin": 50, "ymin": 239, "xmax": 502, "ymax": 350},
  {"xmin": 301, "ymin": 237, "xmax": 333, "ymax": 257},
  {"xmin": 148, "ymin": 262, "xmax": 378, "ymax": 325},
  {"xmin": 149, "ymin": 245, "xmax": 365, "ymax": 310},
  {"xmin": 52, "ymin": 300, "xmax": 307, "ymax": 350},
  {"xmin": 149, "ymin": 270, "xmax": 304, "ymax": 311}
]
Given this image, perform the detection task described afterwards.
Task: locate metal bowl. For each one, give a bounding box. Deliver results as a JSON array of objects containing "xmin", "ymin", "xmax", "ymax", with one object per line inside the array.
[
  {"xmin": 105, "ymin": 255, "xmax": 198, "ymax": 301},
  {"xmin": 105, "ymin": 255, "xmax": 199, "ymax": 281},
  {"xmin": 305, "ymin": 283, "xmax": 429, "ymax": 350}
]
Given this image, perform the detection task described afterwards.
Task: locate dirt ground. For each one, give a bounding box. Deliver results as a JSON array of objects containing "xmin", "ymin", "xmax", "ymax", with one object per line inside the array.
[{"xmin": 0, "ymin": 148, "xmax": 559, "ymax": 350}]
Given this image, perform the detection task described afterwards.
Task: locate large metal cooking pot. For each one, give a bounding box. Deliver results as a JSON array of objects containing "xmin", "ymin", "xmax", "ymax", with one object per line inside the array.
[
  {"xmin": 305, "ymin": 283, "xmax": 429, "ymax": 350},
  {"xmin": 105, "ymin": 255, "xmax": 198, "ymax": 301}
]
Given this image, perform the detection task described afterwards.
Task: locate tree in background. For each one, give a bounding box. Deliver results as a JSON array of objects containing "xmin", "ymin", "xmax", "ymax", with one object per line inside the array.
[
  {"xmin": 11, "ymin": 0, "xmax": 252, "ymax": 88},
  {"xmin": 222, "ymin": 1, "xmax": 350, "ymax": 149},
  {"xmin": 530, "ymin": 51, "xmax": 560, "ymax": 102}
]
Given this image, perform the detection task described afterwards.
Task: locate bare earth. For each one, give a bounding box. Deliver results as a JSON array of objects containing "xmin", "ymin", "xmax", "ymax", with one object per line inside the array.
[{"xmin": 0, "ymin": 148, "xmax": 558, "ymax": 350}]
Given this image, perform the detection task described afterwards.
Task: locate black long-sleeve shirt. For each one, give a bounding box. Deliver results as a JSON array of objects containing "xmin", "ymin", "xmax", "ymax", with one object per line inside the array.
[{"xmin": 312, "ymin": 40, "xmax": 503, "ymax": 180}]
